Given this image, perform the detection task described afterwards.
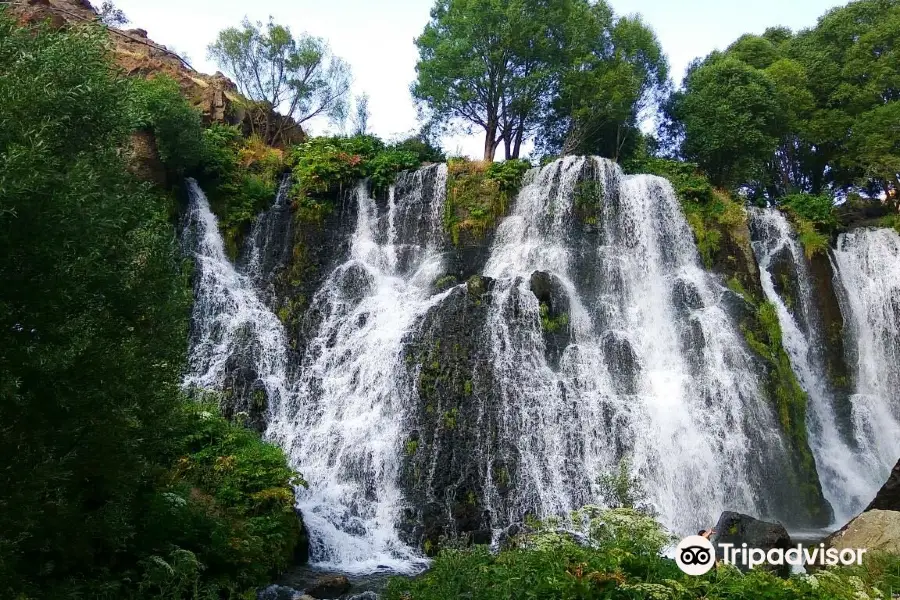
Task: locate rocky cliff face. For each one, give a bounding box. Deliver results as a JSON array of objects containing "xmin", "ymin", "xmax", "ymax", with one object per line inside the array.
[{"xmin": 9, "ymin": 0, "xmax": 303, "ymax": 144}]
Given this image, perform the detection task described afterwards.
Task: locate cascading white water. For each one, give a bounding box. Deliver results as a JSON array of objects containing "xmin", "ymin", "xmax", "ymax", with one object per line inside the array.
[
  {"xmin": 244, "ymin": 174, "xmax": 294, "ymax": 293},
  {"xmin": 266, "ymin": 165, "xmax": 449, "ymax": 573},
  {"xmin": 481, "ymin": 157, "xmax": 788, "ymax": 535},
  {"xmin": 182, "ymin": 179, "xmax": 290, "ymax": 412},
  {"xmin": 749, "ymin": 208, "xmax": 874, "ymax": 521},
  {"xmin": 832, "ymin": 227, "xmax": 900, "ymax": 495}
]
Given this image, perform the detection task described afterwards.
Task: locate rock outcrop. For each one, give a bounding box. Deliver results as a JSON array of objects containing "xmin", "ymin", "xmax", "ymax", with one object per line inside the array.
[
  {"xmin": 826, "ymin": 509, "xmax": 900, "ymax": 555},
  {"xmin": 825, "ymin": 458, "xmax": 900, "ymax": 555},
  {"xmin": 8, "ymin": 0, "xmax": 304, "ymax": 145},
  {"xmin": 867, "ymin": 459, "xmax": 900, "ymax": 512},
  {"xmin": 712, "ymin": 511, "xmax": 793, "ymax": 575}
]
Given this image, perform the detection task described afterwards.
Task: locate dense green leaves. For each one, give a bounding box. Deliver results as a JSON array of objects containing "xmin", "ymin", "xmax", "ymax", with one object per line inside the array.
[
  {"xmin": 0, "ymin": 12, "xmax": 303, "ymax": 598},
  {"xmin": 208, "ymin": 17, "xmax": 352, "ymax": 142},
  {"xmin": 288, "ymin": 134, "xmax": 432, "ymax": 197},
  {"xmin": 666, "ymin": 0, "xmax": 900, "ymax": 201},
  {"xmin": 131, "ymin": 75, "xmax": 205, "ymax": 174},
  {"xmin": 384, "ymin": 509, "xmax": 900, "ymax": 599},
  {"xmin": 0, "ymin": 12, "xmax": 190, "ymax": 595},
  {"xmin": 414, "ymin": 0, "xmax": 667, "ymax": 162}
]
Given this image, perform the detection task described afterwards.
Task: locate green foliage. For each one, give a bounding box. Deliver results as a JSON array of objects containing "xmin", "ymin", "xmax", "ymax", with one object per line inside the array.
[
  {"xmin": 443, "ymin": 158, "xmax": 531, "ymax": 245},
  {"xmin": 779, "ymin": 193, "xmax": 837, "ymax": 258},
  {"xmin": 668, "ymin": 56, "xmax": 783, "ymax": 189},
  {"xmin": 415, "ymin": 0, "xmax": 668, "ymax": 161},
  {"xmin": 596, "ymin": 458, "xmax": 651, "ymax": 513},
  {"xmin": 624, "ymin": 157, "xmax": 715, "ymax": 204},
  {"xmin": 667, "ymin": 0, "xmax": 900, "ymax": 203},
  {"xmin": 781, "ymin": 193, "xmax": 838, "ymax": 228},
  {"xmin": 540, "ymin": 9, "xmax": 669, "ymax": 160},
  {"xmin": 0, "ymin": 13, "xmax": 303, "ymax": 597},
  {"xmin": 198, "ymin": 125, "xmax": 286, "ymax": 258},
  {"xmin": 208, "ymin": 17, "xmax": 351, "ymax": 142},
  {"xmin": 539, "ymin": 302, "xmax": 570, "ymax": 333},
  {"xmin": 130, "ymin": 75, "xmax": 204, "ymax": 175},
  {"xmin": 139, "ymin": 400, "xmax": 304, "ymax": 595},
  {"xmin": 391, "ymin": 134, "xmax": 446, "ymax": 163},
  {"xmin": 385, "ymin": 507, "xmax": 900, "ymax": 600},
  {"xmin": 289, "ymin": 134, "xmax": 425, "ymax": 197}
]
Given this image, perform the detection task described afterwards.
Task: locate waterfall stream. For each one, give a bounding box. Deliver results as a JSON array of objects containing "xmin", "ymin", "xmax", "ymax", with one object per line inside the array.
[
  {"xmin": 183, "ymin": 179, "xmax": 291, "ymax": 414},
  {"xmin": 266, "ymin": 165, "xmax": 449, "ymax": 573},
  {"xmin": 480, "ymin": 158, "xmax": 787, "ymax": 535},
  {"xmin": 181, "ymin": 162, "xmax": 900, "ymax": 575},
  {"xmin": 832, "ymin": 227, "xmax": 900, "ymax": 497},
  {"xmin": 749, "ymin": 208, "xmax": 874, "ymax": 521}
]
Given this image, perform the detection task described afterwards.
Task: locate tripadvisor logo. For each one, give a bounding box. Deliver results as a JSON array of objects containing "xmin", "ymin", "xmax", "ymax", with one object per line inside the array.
[
  {"xmin": 674, "ymin": 534, "xmax": 869, "ymax": 575},
  {"xmin": 675, "ymin": 535, "xmax": 716, "ymax": 575}
]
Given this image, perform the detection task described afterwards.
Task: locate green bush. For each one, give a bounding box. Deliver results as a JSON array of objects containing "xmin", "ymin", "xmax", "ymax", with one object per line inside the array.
[
  {"xmin": 780, "ymin": 193, "xmax": 838, "ymax": 229},
  {"xmin": 138, "ymin": 400, "xmax": 306, "ymax": 596},
  {"xmin": 779, "ymin": 193, "xmax": 837, "ymax": 258},
  {"xmin": 443, "ymin": 158, "xmax": 532, "ymax": 245},
  {"xmin": 130, "ymin": 75, "xmax": 204, "ymax": 174},
  {"xmin": 384, "ymin": 508, "xmax": 900, "ymax": 600},
  {"xmin": 391, "ymin": 135, "xmax": 446, "ymax": 163},
  {"xmin": 0, "ymin": 12, "xmax": 305, "ymax": 598},
  {"xmin": 289, "ymin": 134, "xmax": 428, "ymax": 197},
  {"xmin": 198, "ymin": 125, "xmax": 286, "ymax": 258}
]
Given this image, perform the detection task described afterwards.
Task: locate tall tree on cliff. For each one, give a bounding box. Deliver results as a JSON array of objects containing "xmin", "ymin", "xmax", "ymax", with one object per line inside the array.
[
  {"xmin": 412, "ymin": 0, "xmax": 569, "ymax": 160},
  {"xmin": 413, "ymin": 0, "xmax": 667, "ymax": 161},
  {"xmin": 208, "ymin": 17, "xmax": 352, "ymax": 144},
  {"xmin": 537, "ymin": 6, "xmax": 668, "ymax": 160},
  {"xmin": 667, "ymin": 0, "xmax": 900, "ymax": 199}
]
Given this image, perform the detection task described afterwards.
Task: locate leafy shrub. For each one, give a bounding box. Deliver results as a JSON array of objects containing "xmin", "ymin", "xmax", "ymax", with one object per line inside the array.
[
  {"xmin": 289, "ymin": 134, "xmax": 427, "ymax": 197},
  {"xmin": 626, "ymin": 157, "xmax": 715, "ymax": 204},
  {"xmin": 779, "ymin": 193, "xmax": 837, "ymax": 258},
  {"xmin": 369, "ymin": 148, "xmax": 420, "ymax": 192},
  {"xmin": 130, "ymin": 75, "xmax": 204, "ymax": 174},
  {"xmin": 198, "ymin": 125, "xmax": 286, "ymax": 258},
  {"xmin": 780, "ymin": 193, "xmax": 838, "ymax": 229},
  {"xmin": 138, "ymin": 400, "xmax": 306, "ymax": 595},
  {"xmin": 391, "ymin": 134, "xmax": 446, "ymax": 163},
  {"xmin": 443, "ymin": 158, "xmax": 532, "ymax": 245},
  {"xmin": 384, "ymin": 507, "xmax": 900, "ymax": 600}
]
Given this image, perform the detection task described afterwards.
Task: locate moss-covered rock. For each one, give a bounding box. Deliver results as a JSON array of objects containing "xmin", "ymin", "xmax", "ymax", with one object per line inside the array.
[{"xmin": 400, "ymin": 278, "xmax": 507, "ymax": 554}]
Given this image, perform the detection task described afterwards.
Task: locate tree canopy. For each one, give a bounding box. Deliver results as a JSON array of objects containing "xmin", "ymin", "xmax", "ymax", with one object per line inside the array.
[
  {"xmin": 413, "ymin": 0, "xmax": 667, "ymax": 161},
  {"xmin": 665, "ymin": 0, "xmax": 900, "ymax": 200},
  {"xmin": 208, "ymin": 17, "xmax": 352, "ymax": 142}
]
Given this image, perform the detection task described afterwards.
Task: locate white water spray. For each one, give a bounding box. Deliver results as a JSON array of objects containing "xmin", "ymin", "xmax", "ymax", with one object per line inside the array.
[
  {"xmin": 182, "ymin": 179, "xmax": 290, "ymax": 412},
  {"xmin": 266, "ymin": 165, "xmax": 449, "ymax": 573},
  {"xmin": 750, "ymin": 208, "xmax": 874, "ymax": 521},
  {"xmin": 482, "ymin": 158, "xmax": 787, "ymax": 535},
  {"xmin": 832, "ymin": 227, "xmax": 900, "ymax": 497}
]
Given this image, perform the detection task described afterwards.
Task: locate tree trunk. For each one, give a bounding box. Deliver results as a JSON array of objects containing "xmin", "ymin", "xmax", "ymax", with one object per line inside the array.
[{"xmin": 483, "ymin": 125, "xmax": 499, "ymax": 161}]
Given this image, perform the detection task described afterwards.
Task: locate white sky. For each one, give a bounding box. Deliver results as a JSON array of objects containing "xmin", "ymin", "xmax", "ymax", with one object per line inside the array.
[{"xmin": 111, "ymin": 0, "xmax": 846, "ymax": 158}]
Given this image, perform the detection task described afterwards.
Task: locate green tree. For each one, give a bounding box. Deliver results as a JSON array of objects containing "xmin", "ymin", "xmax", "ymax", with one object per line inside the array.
[
  {"xmin": 0, "ymin": 13, "xmax": 190, "ymax": 593},
  {"xmin": 668, "ymin": 0, "xmax": 900, "ymax": 199},
  {"xmin": 539, "ymin": 6, "xmax": 668, "ymax": 160},
  {"xmin": 208, "ymin": 17, "xmax": 352, "ymax": 143},
  {"xmin": 668, "ymin": 55, "xmax": 784, "ymax": 188},
  {"xmin": 413, "ymin": 0, "xmax": 572, "ymax": 160}
]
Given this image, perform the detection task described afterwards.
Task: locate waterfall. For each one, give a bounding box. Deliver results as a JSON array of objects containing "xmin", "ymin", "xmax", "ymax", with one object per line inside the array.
[
  {"xmin": 182, "ymin": 179, "xmax": 290, "ymax": 416},
  {"xmin": 749, "ymin": 208, "xmax": 873, "ymax": 521},
  {"xmin": 480, "ymin": 157, "xmax": 789, "ymax": 535},
  {"xmin": 266, "ymin": 164, "xmax": 449, "ymax": 573},
  {"xmin": 244, "ymin": 174, "xmax": 294, "ymax": 296},
  {"xmin": 183, "ymin": 160, "xmax": 845, "ymax": 575},
  {"xmin": 832, "ymin": 227, "xmax": 900, "ymax": 496}
]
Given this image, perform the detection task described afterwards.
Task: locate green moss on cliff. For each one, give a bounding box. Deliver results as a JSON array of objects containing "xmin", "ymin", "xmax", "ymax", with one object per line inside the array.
[
  {"xmin": 443, "ymin": 158, "xmax": 530, "ymax": 245},
  {"xmin": 539, "ymin": 302, "xmax": 570, "ymax": 333}
]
